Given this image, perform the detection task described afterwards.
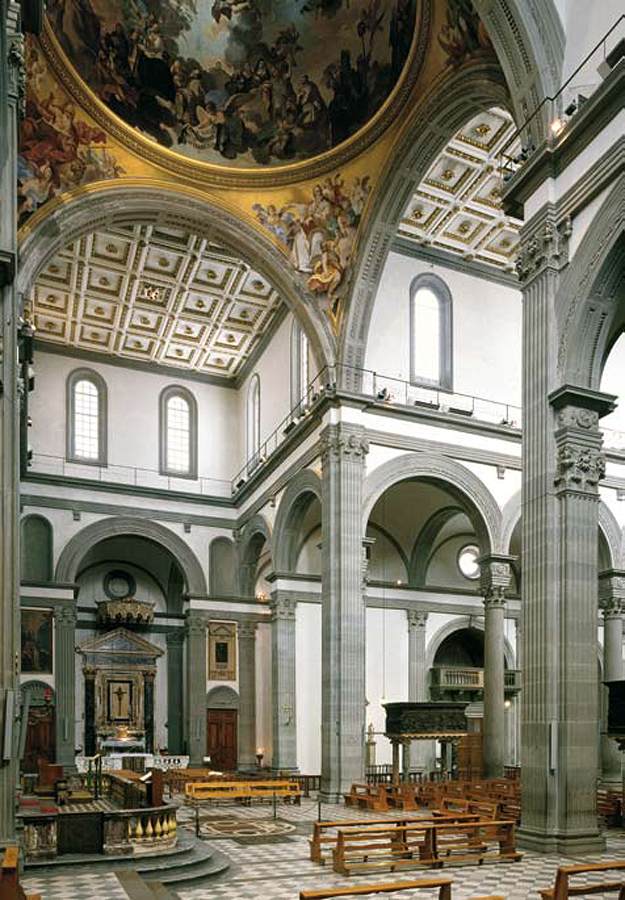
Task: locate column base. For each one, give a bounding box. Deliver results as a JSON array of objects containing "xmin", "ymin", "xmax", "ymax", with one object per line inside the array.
[
  {"xmin": 318, "ymin": 790, "xmax": 343, "ymax": 805},
  {"xmin": 518, "ymin": 826, "xmax": 606, "ymax": 855},
  {"xmin": 271, "ymin": 766, "xmax": 299, "ymax": 774}
]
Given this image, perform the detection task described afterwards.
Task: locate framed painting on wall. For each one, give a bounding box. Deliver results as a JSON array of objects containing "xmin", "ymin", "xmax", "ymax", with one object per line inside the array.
[
  {"xmin": 21, "ymin": 608, "xmax": 53, "ymax": 674},
  {"xmin": 107, "ymin": 680, "xmax": 132, "ymax": 722}
]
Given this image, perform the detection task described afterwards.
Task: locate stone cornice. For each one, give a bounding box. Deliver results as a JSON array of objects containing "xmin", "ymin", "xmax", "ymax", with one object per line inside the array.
[
  {"xmin": 502, "ymin": 62, "xmax": 625, "ymax": 217},
  {"xmin": 549, "ymin": 385, "xmax": 618, "ymax": 419},
  {"xmin": 391, "ymin": 236, "xmax": 518, "ymax": 288}
]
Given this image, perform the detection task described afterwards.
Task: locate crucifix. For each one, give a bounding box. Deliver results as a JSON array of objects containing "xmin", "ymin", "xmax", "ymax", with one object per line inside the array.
[{"xmin": 113, "ymin": 684, "xmax": 128, "ymax": 718}]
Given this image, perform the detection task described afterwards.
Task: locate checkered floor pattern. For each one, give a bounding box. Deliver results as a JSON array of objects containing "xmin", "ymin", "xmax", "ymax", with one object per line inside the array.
[{"xmin": 22, "ymin": 799, "xmax": 625, "ymax": 899}]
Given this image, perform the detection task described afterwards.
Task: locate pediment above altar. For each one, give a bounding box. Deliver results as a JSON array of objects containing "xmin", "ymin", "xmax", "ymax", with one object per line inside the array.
[{"xmin": 79, "ymin": 627, "xmax": 163, "ymax": 668}]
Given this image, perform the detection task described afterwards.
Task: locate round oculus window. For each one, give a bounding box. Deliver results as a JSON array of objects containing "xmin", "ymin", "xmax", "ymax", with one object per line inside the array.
[
  {"xmin": 104, "ymin": 569, "xmax": 136, "ymax": 600},
  {"xmin": 457, "ymin": 545, "xmax": 480, "ymax": 580}
]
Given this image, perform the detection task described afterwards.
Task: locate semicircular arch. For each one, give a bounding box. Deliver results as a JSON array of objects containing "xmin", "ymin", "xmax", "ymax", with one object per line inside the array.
[
  {"xmin": 363, "ymin": 454, "xmax": 503, "ymax": 553},
  {"xmin": 426, "ymin": 615, "xmax": 516, "ymax": 671},
  {"xmin": 18, "ymin": 181, "xmax": 335, "ymax": 373},
  {"xmin": 55, "ymin": 516, "xmax": 207, "ymax": 595},
  {"xmin": 272, "ymin": 470, "xmax": 322, "ymax": 572}
]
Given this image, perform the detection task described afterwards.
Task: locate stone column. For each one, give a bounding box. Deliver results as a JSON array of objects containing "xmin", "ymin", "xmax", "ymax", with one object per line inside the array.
[
  {"xmin": 0, "ymin": 1, "xmax": 25, "ymax": 845},
  {"xmin": 401, "ymin": 739, "xmax": 411, "ymax": 781},
  {"xmin": 269, "ymin": 596, "xmax": 297, "ymax": 771},
  {"xmin": 238, "ymin": 621, "xmax": 257, "ymax": 770},
  {"xmin": 84, "ymin": 668, "xmax": 96, "ymax": 757},
  {"xmin": 599, "ymin": 570, "xmax": 625, "ymax": 784},
  {"xmin": 320, "ymin": 423, "xmax": 369, "ymax": 802},
  {"xmin": 54, "ymin": 605, "xmax": 77, "ymax": 769},
  {"xmin": 144, "ymin": 672, "xmax": 155, "ymax": 754},
  {"xmin": 166, "ymin": 630, "xmax": 184, "ymax": 754},
  {"xmin": 407, "ymin": 610, "xmax": 430, "ymax": 771},
  {"xmin": 185, "ymin": 612, "xmax": 207, "ymax": 767},
  {"xmin": 480, "ymin": 555, "xmax": 514, "ymax": 780}
]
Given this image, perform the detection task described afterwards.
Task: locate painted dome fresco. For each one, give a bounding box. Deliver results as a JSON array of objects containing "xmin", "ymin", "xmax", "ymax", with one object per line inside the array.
[{"xmin": 45, "ymin": 0, "xmax": 421, "ymax": 169}]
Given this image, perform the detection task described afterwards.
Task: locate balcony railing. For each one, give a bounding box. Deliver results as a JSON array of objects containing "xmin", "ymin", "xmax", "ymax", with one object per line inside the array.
[
  {"xmin": 498, "ymin": 16, "xmax": 625, "ymax": 181},
  {"xmin": 431, "ymin": 666, "xmax": 521, "ymax": 693},
  {"xmin": 28, "ymin": 453, "xmax": 232, "ymax": 498},
  {"xmin": 26, "ymin": 364, "xmax": 625, "ymax": 499}
]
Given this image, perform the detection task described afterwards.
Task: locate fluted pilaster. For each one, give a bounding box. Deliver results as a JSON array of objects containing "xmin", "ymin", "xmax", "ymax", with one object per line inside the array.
[
  {"xmin": 238, "ymin": 620, "xmax": 257, "ymax": 770},
  {"xmin": 166, "ymin": 630, "xmax": 185, "ymax": 754},
  {"xmin": 54, "ymin": 604, "xmax": 77, "ymax": 768},
  {"xmin": 185, "ymin": 612, "xmax": 207, "ymax": 767},
  {"xmin": 599, "ymin": 571, "xmax": 625, "ymax": 784},
  {"xmin": 270, "ymin": 596, "xmax": 297, "ymax": 771},
  {"xmin": 320, "ymin": 423, "xmax": 369, "ymax": 801}
]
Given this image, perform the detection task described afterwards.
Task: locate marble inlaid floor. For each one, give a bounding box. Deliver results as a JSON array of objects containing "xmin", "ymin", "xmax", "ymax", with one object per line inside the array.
[{"xmin": 23, "ymin": 799, "xmax": 625, "ymax": 899}]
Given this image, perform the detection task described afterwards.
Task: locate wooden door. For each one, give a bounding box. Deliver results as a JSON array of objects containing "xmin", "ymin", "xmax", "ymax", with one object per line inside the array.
[
  {"xmin": 23, "ymin": 707, "xmax": 55, "ymax": 774},
  {"xmin": 206, "ymin": 709, "xmax": 238, "ymax": 771}
]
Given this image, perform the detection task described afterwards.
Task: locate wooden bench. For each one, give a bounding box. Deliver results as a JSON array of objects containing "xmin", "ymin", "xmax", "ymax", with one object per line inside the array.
[
  {"xmin": 0, "ymin": 847, "xmax": 41, "ymax": 900},
  {"xmin": 597, "ymin": 790, "xmax": 622, "ymax": 826},
  {"xmin": 310, "ymin": 814, "xmax": 480, "ymax": 864},
  {"xmin": 344, "ymin": 783, "xmax": 389, "ymax": 812},
  {"xmin": 185, "ymin": 779, "xmax": 301, "ymax": 804},
  {"xmin": 332, "ymin": 818, "xmax": 521, "ymax": 876},
  {"xmin": 299, "ymin": 877, "xmax": 453, "ymax": 899},
  {"xmin": 539, "ymin": 861, "xmax": 625, "ymax": 899}
]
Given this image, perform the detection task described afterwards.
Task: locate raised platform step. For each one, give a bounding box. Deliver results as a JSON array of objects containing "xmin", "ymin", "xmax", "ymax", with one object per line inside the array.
[{"xmin": 25, "ymin": 833, "xmax": 230, "ymax": 887}]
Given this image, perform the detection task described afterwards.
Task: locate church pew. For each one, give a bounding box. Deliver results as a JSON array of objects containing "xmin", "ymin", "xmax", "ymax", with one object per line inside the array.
[
  {"xmin": 185, "ymin": 779, "xmax": 302, "ymax": 804},
  {"xmin": 538, "ymin": 861, "xmax": 625, "ymax": 899},
  {"xmin": 332, "ymin": 819, "xmax": 521, "ymax": 876},
  {"xmin": 343, "ymin": 783, "xmax": 389, "ymax": 811},
  {"xmin": 299, "ymin": 876, "xmax": 453, "ymax": 899},
  {"xmin": 0, "ymin": 847, "xmax": 41, "ymax": 900},
  {"xmin": 310, "ymin": 813, "xmax": 480, "ymax": 864}
]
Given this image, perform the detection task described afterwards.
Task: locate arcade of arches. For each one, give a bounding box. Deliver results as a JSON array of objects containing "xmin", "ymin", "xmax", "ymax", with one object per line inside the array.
[{"xmin": 3, "ymin": 0, "xmax": 625, "ymax": 897}]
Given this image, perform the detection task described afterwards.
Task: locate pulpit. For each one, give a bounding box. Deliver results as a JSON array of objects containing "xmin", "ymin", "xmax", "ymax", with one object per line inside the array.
[{"xmin": 383, "ymin": 701, "xmax": 469, "ymax": 783}]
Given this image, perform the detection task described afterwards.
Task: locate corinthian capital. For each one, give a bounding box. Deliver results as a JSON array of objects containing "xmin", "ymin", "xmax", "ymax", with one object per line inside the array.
[
  {"xmin": 515, "ymin": 208, "xmax": 571, "ymax": 284},
  {"xmin": 479, "ymin": 554, "xmax": 515, "ymax": 605},
  {"xmin": 269, "ymin": 597, "xmax": 297, "ymax": 621},
  {"xmin": 320, "ymin": 424, "xmax": 369, "ymax": 463},
  {"xmin": 599, "ymin": 570, "xmax": 625, "ymax": 617}
]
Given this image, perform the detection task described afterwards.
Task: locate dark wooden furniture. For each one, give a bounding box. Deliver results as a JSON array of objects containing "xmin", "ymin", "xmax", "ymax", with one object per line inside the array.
[{"xmin": 0, "ymin": 847, "xmax": 41, "ymax": 900}]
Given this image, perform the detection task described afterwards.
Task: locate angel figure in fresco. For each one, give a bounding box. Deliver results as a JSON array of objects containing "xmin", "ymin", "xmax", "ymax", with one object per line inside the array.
[{"xmin": 211, "ymin": 0, "xmax": 258, "ymax": 23}]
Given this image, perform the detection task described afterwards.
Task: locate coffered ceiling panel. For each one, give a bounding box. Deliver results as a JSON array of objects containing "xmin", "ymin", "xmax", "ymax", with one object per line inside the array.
[
  {"xmin": 30, "ymin": 224, "xmax": 283, "ymax": 379},
  {"xmin": 398, "ymin": 108, "xmax": 521, "ymax": 271}
]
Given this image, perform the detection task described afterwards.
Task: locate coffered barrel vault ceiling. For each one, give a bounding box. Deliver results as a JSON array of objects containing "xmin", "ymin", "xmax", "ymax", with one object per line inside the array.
[
  {"xmin": 398, "ymin": 108, "xmax": 521, "ymax": 270},
  {"xmin": 30, "ymin": 224, "xmax": 283, "ymax": 378}
]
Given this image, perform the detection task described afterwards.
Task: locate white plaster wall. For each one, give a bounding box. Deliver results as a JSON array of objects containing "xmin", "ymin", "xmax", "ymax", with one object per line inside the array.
[
  {"xmin": 77, "ymin": 564, "xmax": 165, "ymax": 610},
  {"xmin": 364, "ymin": 254, "xmax": 522, "ymax": 407},
  {"xmin": 561, "ymin": 1, "xmax": 624, "ymax": 85},
  {"xmin": 296, "ymin": 602, "xmax": 321, "ymax": 773},
  {"xmin": 30, "ymin": 352, "xmax": 238, "ymax": 486},
  {"xmin": 365, "ymin": 607, "xmax": 409, "ymax": 765},
  {"xmin": 238, "ymin": 314, "xmax": 292, "ymax": 461}
]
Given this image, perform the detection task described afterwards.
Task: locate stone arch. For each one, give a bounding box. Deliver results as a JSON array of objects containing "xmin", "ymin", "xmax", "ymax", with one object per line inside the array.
[
  {"xmin": 238, "ymin": 514, "xmax": 272, "ymax": 597},
  {"xmin": 362, "ymin": 454, "xmax": 503, "ymax": 553},
  {"xmin": 501, "ymin": 490, "xmax": 623, "ymax": 569},
  {"xmin": 409, "ymin": 506, "xmax": 465, "ymax": 586},
  {"xmin": 272, "ymin": 469, "xmax": 322, "ymax": 572},
  {"xmin": 55, "ymin": 516, "xmax": 207, "ymax": 595},
  {"xmin": 426, "ymin": 615, "xmax": 516, "ymax": 672},
  {"xmin": 18, "ymin": 181, "xmax": 335, "ymax": 374},
  {"xmin": 206, "ymin": 685, "xmax": 239, "ymax": 709},
  {"xmin": 339, "ymin": 35, "xmax": 560, "ymax": 381},
  {"xmin": 556, "ymin": 176, "xmax": 625, "ymax": 389}
]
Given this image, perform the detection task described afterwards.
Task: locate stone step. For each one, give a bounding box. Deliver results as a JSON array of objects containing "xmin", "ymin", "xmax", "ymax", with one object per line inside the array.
[{"xmin": 24, "ymin": 835, "xmax": 197, "ymax": 872}]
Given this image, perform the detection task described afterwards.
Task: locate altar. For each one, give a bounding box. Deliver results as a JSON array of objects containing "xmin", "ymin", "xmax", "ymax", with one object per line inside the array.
[{"xmin": 79, "ymin": 628, "xmax": 163, "ymax": 756}]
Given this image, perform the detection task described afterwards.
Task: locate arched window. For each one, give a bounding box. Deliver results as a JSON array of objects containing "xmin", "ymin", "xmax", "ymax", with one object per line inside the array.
[
  {"xmin": 290, "ymin": 320, "xmax": 309, "ymax": 407},
  {"xmin": 247, "ymin": 374, "xmax": 261, "ymax": 462},
  {"xmin": 410, "ymin": 274, "xmax": 453, "ymax": 391},
  {"xmin": 21, "ymin": 515, "xmax": 53, "ymax": 582},
  {"xmin": 159, "ymin": 386, "xmax": 198, "ymax": 479},
  {"xmin": 67, "ymin": 368, "xmax": 107, "ymax": 464}
]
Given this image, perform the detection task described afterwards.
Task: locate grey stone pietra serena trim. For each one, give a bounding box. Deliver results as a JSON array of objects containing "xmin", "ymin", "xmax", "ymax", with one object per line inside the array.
[
  {"xmin": 320, "ymin": 423, "xmax": 369, "ymax": 801},
  {"xmin": 479, "ymin": 555, "xmax": 515, "ymax": 780},
  {"xmin": 271, "ymin": 469, "xmax": 322, "ymax": 573},
  {"xmin": 270, "ymin": 596, "xmax": 297, "ymax": 771},
  {"xmin": 17, "ymin": 185, "xmax": 336, "ymax": 388},
  {"xmin": 66, "ymin": 367, "xmax": 108, "ymax": 467},
  {"xmin": 1, "ymin": 0, "xmax": 24, "ymax": 846},
  {"xmin": 392, "ymin": 237, "xmax": 518, "ymax": 288},
  {"xmin": 166, "ymin": 630, "xmax": 185, "ymax": 755},
  {"xmin": 237, "ymin": 621, "xmax": 257, "ymax": 770},
  {"xmin": 185, "ymin": 612, "xmax": 208, "ymax": 767},
  {"xmin": 599, "ymin": 571, "xmax": 625, "ymax": 783},
  {"xmin": 54, "ymin": 515, "xmax": 207, "ymax": 595},
  {"xmin": 54, "ymin": 604, "xmax": 77, "ymax": 768}
]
